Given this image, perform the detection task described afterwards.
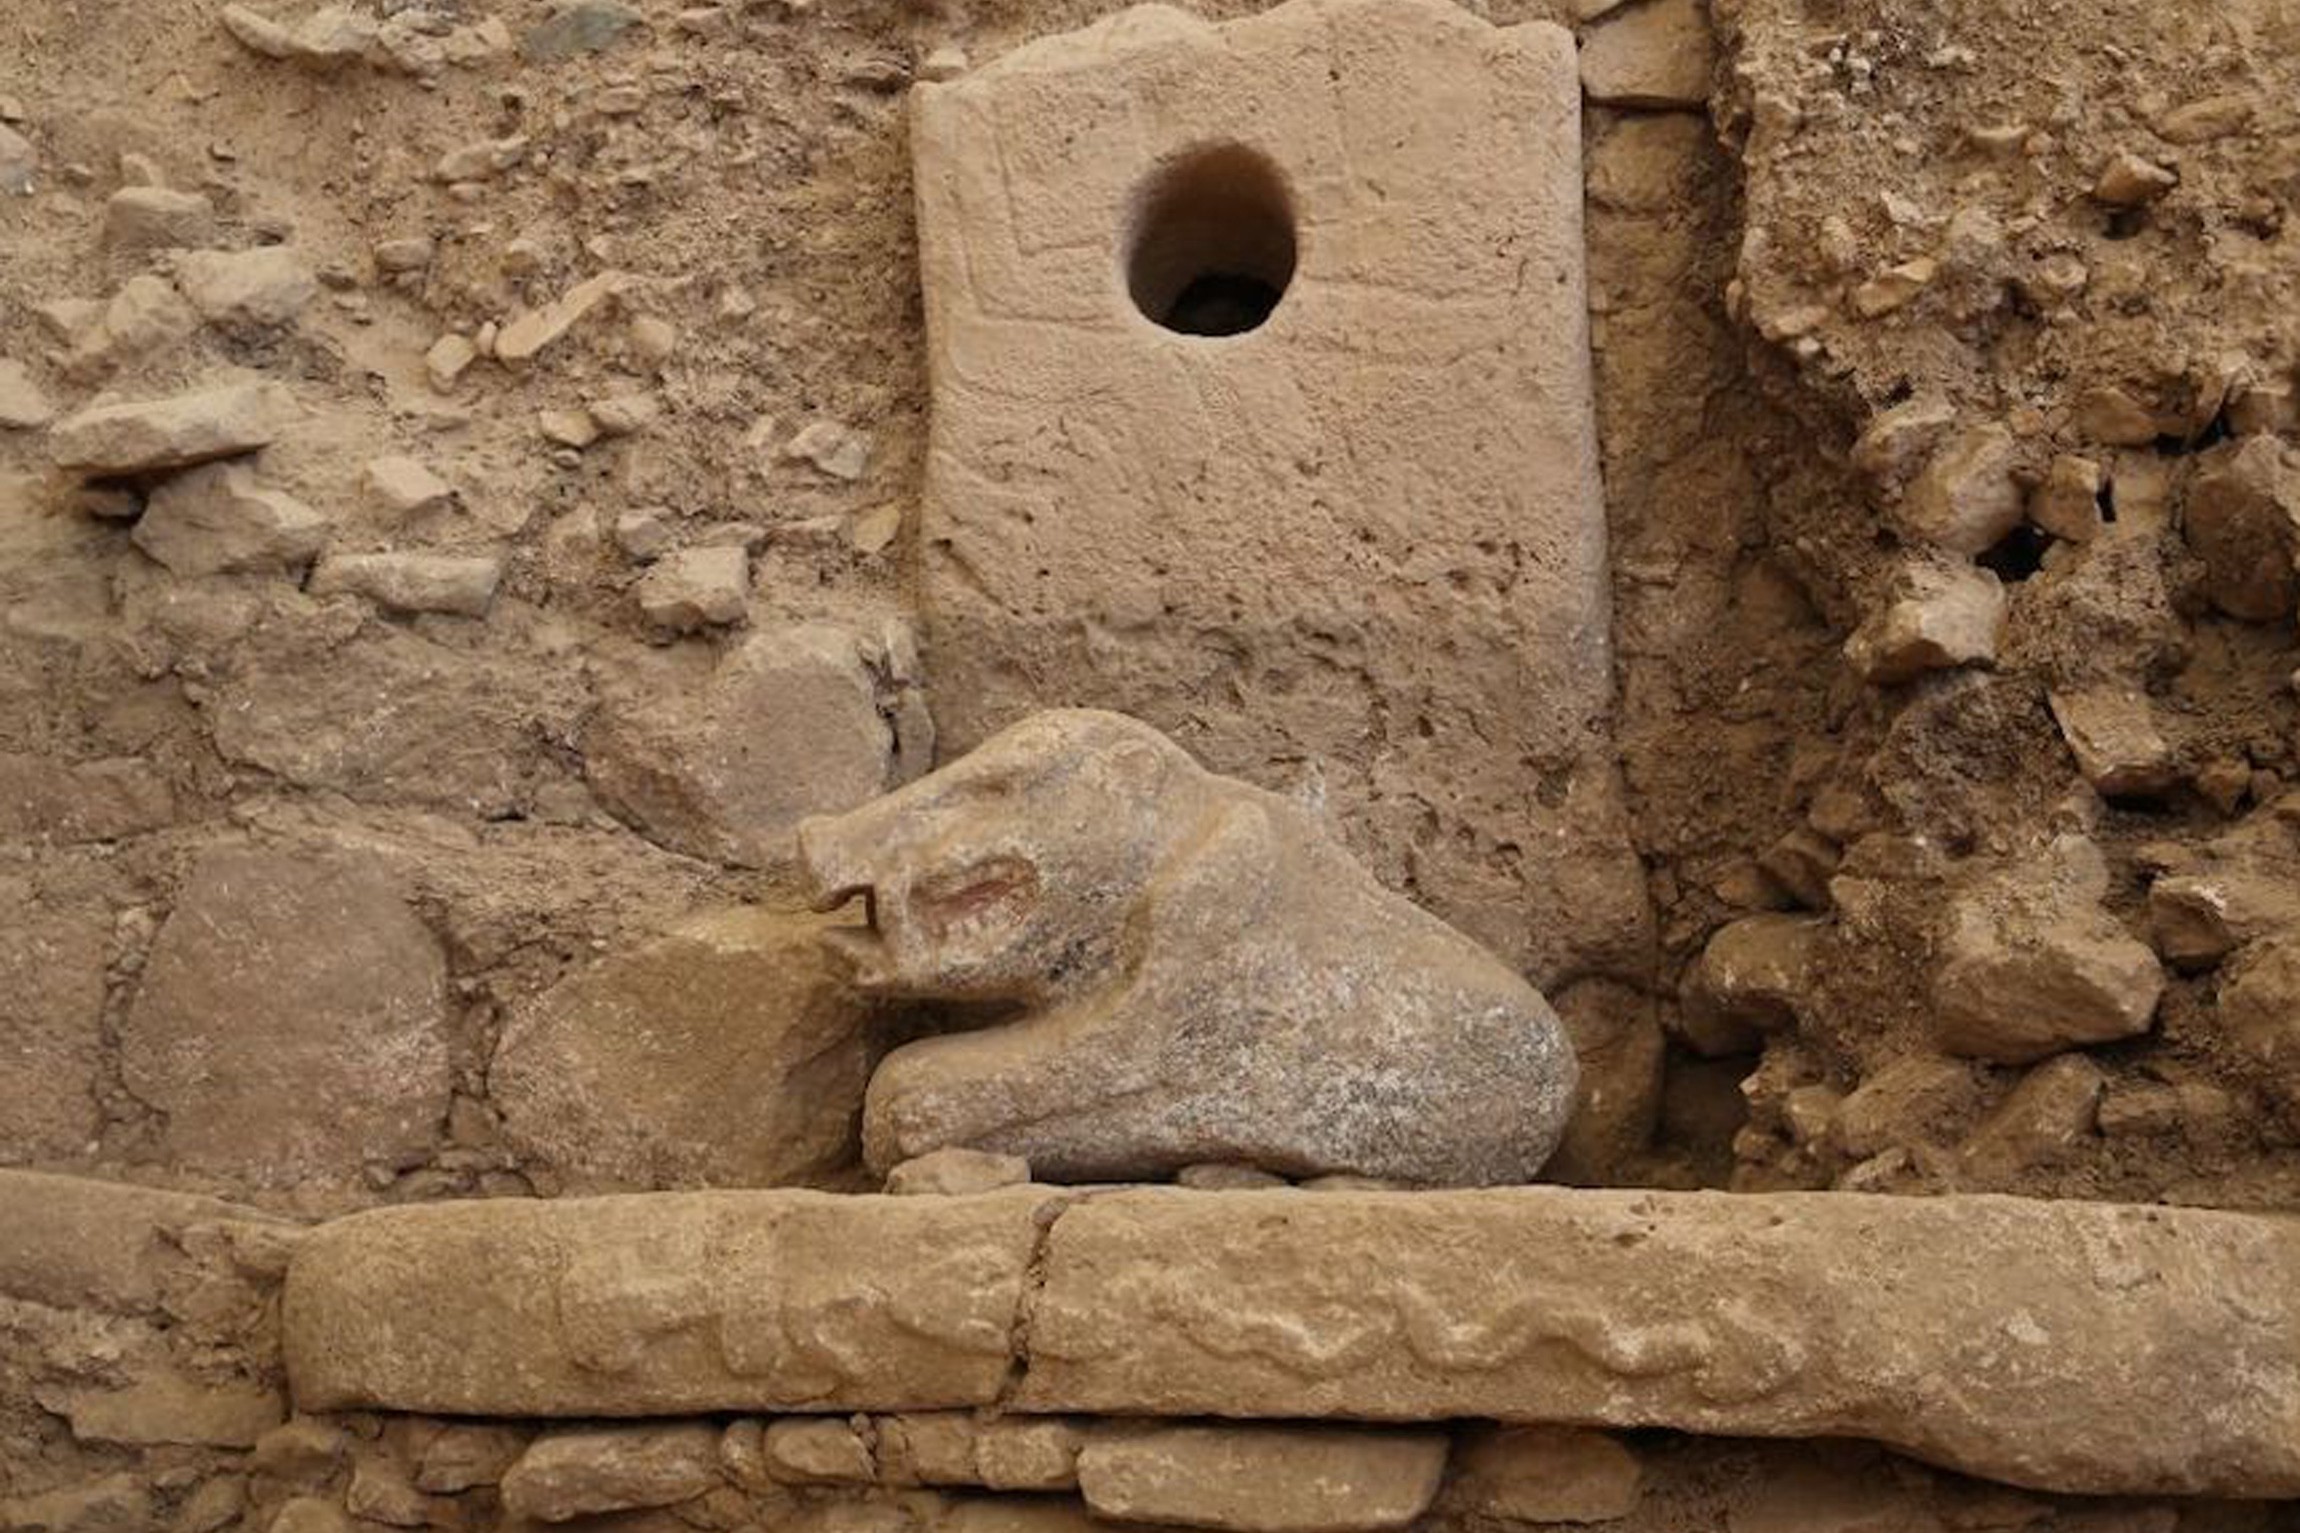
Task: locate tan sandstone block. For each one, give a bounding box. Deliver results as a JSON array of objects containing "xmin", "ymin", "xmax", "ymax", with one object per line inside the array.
[
  {"xmin": 283, "ymin": 1188, "xmax": 1065, "ymax": 1415},
  {"xmin": 912, "ymin": 0, "xmax": 1646, "ymax": 982},
  {"xmin": 1077, "ymin": 1423, "xmax": 1447, "ymax": 1532}
]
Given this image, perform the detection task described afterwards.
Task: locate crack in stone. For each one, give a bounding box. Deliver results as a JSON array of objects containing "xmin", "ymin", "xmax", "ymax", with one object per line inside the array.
[{"xmin": 993, "ymin": 1189, "xmax": 1102, "ymax": 1414}]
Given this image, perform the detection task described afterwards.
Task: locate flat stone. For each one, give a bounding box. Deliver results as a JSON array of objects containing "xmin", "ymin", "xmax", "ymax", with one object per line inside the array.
[
  {"xmin": 49, "ymin": 382, "xmax": 289, "ymax": 476},
  {"xmin": 1579, "ymin": 0, "xmax": 1716, "ymax": 108},
  {"xmin": 500, "ymin": 1425, "xmax": 721, "ymax": 1522},
  {"xmin": 363, "ymin": 455, "xmax": 455, "ymax": 516},
  {"xmin": 40, "ymin": 1371, "xmax": 284, "ymax": 1448},
  {"xmin": 0, "ymin": 1169, "xmax": 289, "ymax": 1316},
  {"xmin": 635, "ymin": 544, "xmax": 747, "ymax": 630},
  {"xmin": 104, "ymin": 186, "xmax": 217, "ymax": 250},
  {"xmin": 282, "ymin": 1188, "xmax": 1062, "ymax": 1415},
  {"xmin": 1958, "ymin": 1054, "xmax": 2107, "ymax": 1183},
  {"xmin": 121, "ymin": 845, "xmax": 451, "ymax": 1185},
  {"xmin": 1934, "ymin": 835, "xmax": 2164, "ymax": 1063},
  {"xmin": 2094, "ymin": 149, "xmax": 2178, "ymax": 206},
  {"xmin": 975, "ymin": 1419, "xmax": 1085, "ymax": 1492},
  {"xmin": 176, "ymin": 246, "xmax": 318, "ymax": 329},
  {"xmin": 583, "ymin": 623, "xmax": 899, "ymax": 867},
  {"xmin": 0, "ymin": 358, "xmax": 55, "ymax": 428},
  {"xmin": 497, "ymin": 270, "xmax": 626, "ymax": 365},
  {"xmin": 1444, "ymin": 1425, "xmax": 1642, "ymax": 1525},
  {"xmin": 309, "ymin": 552, "xmax": 503, "ymax": 617},
  {"xmin": 2048, "ymin": 684, "xmax": 2178, "ymax": 798},
  {"xmin": 798, "ymin": 711, "xmax": 1579, "ymax": 1186},
  {"xmin": 912, "ymin": 0, "xmax": 1645, "ymax": 984},
  {"xmin": 879, "ymin": 1412, "xmax": 979, "ymax": 1486},
  {"xmin": 1076, "ymin": 1424, "xmax": 1447, "ymax": 1533},
  {"xmin": 885, "ymin": 1147, "xmax": 1033, "ymax": 1197},
  {"xmin": 221, "ymin": 4, "xmax": 378, "ymax": 69},
  {"xmin": 763, "ymin": 1418, "xmax": 874, "ymax": 1485},
  {"xmin": 490, "ymin": 907, "xmax": 887, "ymax": 1191},
  {"xmin": 133, "ymin": 462, "xmax": 329, "ymax": 576}
]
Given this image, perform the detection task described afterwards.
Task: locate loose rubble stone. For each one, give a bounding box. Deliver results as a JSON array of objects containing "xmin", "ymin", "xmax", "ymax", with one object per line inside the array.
[
  {"xmin": 49, "ymin": 381, "xmax": 289, "ymax": 476},
  {"xmin": 885, "ymin": 1147, "xmax": 1032, "ymax": 1197},
  {"xmin": 764, "ymin": 1419, "xmax": 875, "ymax": 1485},
  {"xmin": 491, "ymin": 908, "xmax": 886, "ymax": 1191},
  {"xmin": 40, "ymin": 1372, "xmax": 284, "ymax": 1448},
  {"xmin": 1850, "ymin": 397, "xmax": 1957, "ymax": 491},
  {"xmin": 415, "ymin": 1425, "xmax": 526, "ymax": 1493},
  {"xmin": 783, "ymin": 419, "xmax": 871, "ymax": 481},
  {"xmin": 1850, "ymin": 257, "xmax": 1937, "ymax": 318},
  {"xmin": 2048, "ymin": 685, "xmax": 2178, "ymax": 798},
  {"xmin": 0, "ymin": 1170, "xmax": 289, "ymax": 1316},
  {"xmin": 121, "ymin": 845, "xmax": 451, "ymax": 1184},
  {"xmin": 1845, "ymin": 560, "xmax": 2005, "ymax": 684},
  {"xmin": 373, "ymin": 236, "xmax": 433, "ymax": 274},
  {"xmin": 2145, "ymin": 815, "xmax": 2300, "ymax": 970},
  {"xmin": 1895, "ymin": 425, "xmax": 2023, "ymax": 555},
  {"xmin": 2181, "ymin": 435, "xmax": 2300, "ymax": 621},
  {"xmin": 590, "ymin": 391, "xmax": 662, "ymax": 437},
  {"xmin": 176, "ymin": 246, "xmax": 318, "ymax": 329},
  {"xmin": 538, "ymin": 407, "xmax": 600, "ymax": 449},
  {"xmin": 0, "ymin": 1475, "xmax": 152, "ymax": 1533},
  {"xmin": 0, "ymin": 122, "xmax": 34, "ymax": 195},
  {"xmin": 1959, "ymin": 1054, "xmax": 2106, "ymax": 1182},
  {"xmin": 500, "ymin": 1425, "xmax": 722, "ymax": 1522},
  {"xmin": 1832, "ymin": 1055, "xmax": 1980, "ymax": 1160},
  {"xmin": 2093, "ymin": 149, "xmax": 2178, "ymax": 206},
  {"xmin": 284, "ymin": 1187, "xmax": 1061, "ymax": 1414},
  {"xmin": 424, "ymin": 333, "xmax": 477, "ymax": 391},
  {"xmin": 310, "ymin": 552, "xmax": 503, "ymax": 617},
  {"xmin": 880, "ymin": 1413, "xmax": 979, "ymax": 1486},
  {"xmin": 0, "ymin": 358, "xmax": 55, "ymax": 428},
  {"xmin": 584, "ymin": 623, "xmax": 902, "ymax": 866},
  {"xmin": 65, "ymin": 275, "xmax": 199, "ymax": 378},
  {"xmin": 2228, "ymin": 377, "xmax": 2298, "ymax": 437},
  {"xmin": 1444, "ymin": 1426, "xmax": 1643, "ymax": 1525},
  {"xmin": 800, "ymin": 710, "xmax": 1580, "ymax": 1185},
  {"xmin": 1934, "ymin": 836, "xmax": 2164, "ymax": 1062},
  {"xmin": 2218, "ymin": 935, "xmax": 2300, "ymax": 1119},
  {"xmin": 2029, "ymin": 454, "xmax": 2107, "ymax": 542},
  {"xmin": 497, "ymin": 270, "xmax": 626, "ymax": 365},
  {"xmin": 521, "ymin": 0, "xmax": 645, "ymax": 61},
  {"xmin": 636, "ymin": 545, "xmax": 748, "ymax": 630},
  {"xmin": 221, "ymin": 4, "xmax": 381, "ymax": 70},
  {"xmin": 2075, "ymin": 386, "xmax": 2163, "ymax": 447},
  {"xmin": 1578, "ymin": 0, "xmax": 1714, "ymax": 108},
  {"xmin": 363, "ymin": 455, "xmax": 454, "ymax": 515},
  {"xmin": 1676, "ymin": 914, "xmax": 1820, "ymax": 1056},
  {"xmin": 914, "ymin": 0, "xmax": 1644, "ymax": 985},
  {"xmin": 1077, "ymin": 1424, "xmax": 1447, "ymax": 1533},
  {"xmin": 133, "ymin": 462, "xmax": 329, "ymax": 576},
  {"xmin": 104, "ymin": 186, "xmax": 217, "ymax": 250},
  {"xmin": 434, "ymin": 135, "xmax": 528, "ymax": 183}
]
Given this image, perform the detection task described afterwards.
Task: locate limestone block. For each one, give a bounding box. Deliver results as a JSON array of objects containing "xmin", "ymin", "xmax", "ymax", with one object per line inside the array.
[
  {"xmin": 49, "ymin": 381, "xmax": 289, "ymax": 476},
  {"xmin": 500, "ymin": 1424, "xmax": 722, "ymax": 1522},
  {"xmin": 798, "ymin": 710, "xmax": 1579, "ymax": 1186},
  {"xmin": 1578, "ymin": 0, "xmax": 1716, "ymax": 108},
  {"xmin": 1075, "ymin": 1423, "xmax": 1448, "ymax": 1533},
  {"xmin": 309, "ymin": 552, "xmax": 502, "ymax": 617},
  {"xmin": 176, "ymin": 246, "xmax": 318, "ymax": 330},
  {"xmin": 120, "ymin": 845, "xmax": 451, "ymax": 1185},
  {"xmin": 1019, "ymin": 1188, "xmax": 2300, "ymax": 1498},
  {"xmin": 491, "ymin": 907, "xmax": 887, "ymax": 1191},
  {"xmin": 911, "ymin": 0, "xmax": 1646, "ymax": 983},
  {"xmin": 0, "ymin": 1169, "xmax": 293, "ymax": 1316},
  {"xmin": 283, "ymin": 1188, "xmax": 1064, "ymax": 1414}
]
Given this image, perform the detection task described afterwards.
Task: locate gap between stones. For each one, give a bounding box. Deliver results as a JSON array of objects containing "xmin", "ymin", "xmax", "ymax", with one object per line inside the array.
[{"xmin": 992, "ymin": 1188, "xmax": 1103, "ymax": 1413}]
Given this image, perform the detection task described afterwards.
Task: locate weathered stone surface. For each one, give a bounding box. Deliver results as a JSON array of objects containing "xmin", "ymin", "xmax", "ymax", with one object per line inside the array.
[
  {"xmin": 364, "ymin": 455, "xmax": 455, "ymax": 516},
  {"xmin": 886, "ymin": 1147, "xmax": 1032, "ymax": 1197},
  {"xmin": 491, "ymin": 908, "xmax": 886, "ymax": 1191},
  {"xmin": 0, "ymin": 357, "xmax": 55, "ymax": 428},
  {"xmin": 500, "ymin": 1425, "xmax": 721, "ymax": 1522},
  {"xmin": 1676, "ymin": 913, "xmax": 1819, "ymax": 1056},
  {"xmin": 2182, "ymin": 435, "xmax": 2300, "ymax": 622},
  {"xmin": 121, "ymin": 846, "xmax": 451, "ymax": 1184},
  {"xmin": 133, "ymin": 462, "xmax": 329, "ymax": 576},
  {"xmin": 975, "ymin": 1419, "xmax": 1084, "ymax": 1492},
  {"xmin": 1075, "ymin": 1424, "xmax": 1447, "ymax": 1533},
  {"xmin": 1845, "ymin": 561, "xmax": 2005, "ymax": 685},
  {"xmin": 913, "ymin": 0, "xmax": 1646, "ymax": 985},
  {"xmin": 763, "ymin": 1418, "xmax": 874, "ymax": 1485},
  {"xmin": 1958, "ymin": 1054, "xmax": 2106, "ymax": 1182},
  {"xmin": 1935, "ymin": 836, "xmax": 2164, "ymax": 1063},
  {"xmin": 1895, "ymin": 425, "xmax": 2023, "ymax": 555},
  {"xmin": 39, "ymin": 1371, "xmax": 284, "ymax": 1448},
  {"xmin": 636, "ymin": 545, "xmax": 748, "ymax": 631},
  {"xmin": 309, "ymin": 551, "xmax": 502, "ymax": 617},
  {"xmin": 2218, "ymin": 934, "xmax": 2300, "ymax": 1120},
  {"xmin": 283, "ymin": 1188, "xmax": 1061, "ymax": 1414},
  {"xmin": 800, "ymin": 710, "xmax": 1579, "ymax": 1186},
  {"xmin": 880, "ymin": 1413, "xmax": 979, "ymax": 1487},
  {"xmin": 415, "ymin": 1424, "xmax": 526, "ymax": 1493},
  {"xmin": 497, "ymin": 270, "xmax": 626, "ymax": 365},
  {"xmin": 1018, "ymin": 1188, "xmax": 2300, "ymax": 1498},
  {"xmin": 104, "ymin": 186, "xmax": 216, "ymax": 250},
  {"xmin": 1578, "ymin": 0, "xmax": 1715, "ymax": 108},
  {"xmin": 49, "ymin": 382, "xmax": 289, "ymax": 476},
  {"xmin": 276, "ymin": 1183, "xmax": 2300, "ymax": 1496},
  {"xmin": 585, "ymin": 623, "xmax": 904, "ymax": 868},
  {"xmin": 1443, "ymin": 1425, "xmax": 1642, "ymax": 1525},
  {"xmin": 0, "ymin": 890, "xmax": 108, "ymax": 1158},
  {"xmin": 176, "ymin": 246, "xmax": 318, "ymax": 330},
  {"xmin": 2048, "ymin": 685, "xmax": 2178, "ymax": 798},
  {"xmin": 0, "ymin": 1168, "xmax": 290, "ymax": 1315}
]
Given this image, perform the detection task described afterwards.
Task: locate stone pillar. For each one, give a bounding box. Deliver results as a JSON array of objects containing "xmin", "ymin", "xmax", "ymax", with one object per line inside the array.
[{"xmin": 910, "ymin": 0, "xmax": 1649, "ymax": 982}]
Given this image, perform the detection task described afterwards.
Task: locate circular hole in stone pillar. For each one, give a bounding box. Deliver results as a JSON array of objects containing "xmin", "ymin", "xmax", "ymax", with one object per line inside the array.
[{"xmin": 1124, "ymin": 144, "xmax": 1297, "ymax": 338}]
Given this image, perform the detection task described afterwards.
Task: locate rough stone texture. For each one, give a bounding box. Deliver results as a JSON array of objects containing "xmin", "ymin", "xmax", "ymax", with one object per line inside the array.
[
  {"xmin": 103, "ymin": 186, "xmax": 217, "ymax": 249},
  {"xmin": 1844, "ymin": 561, "xmax": 2004, "ymax": 685},
  {"xmin": 490, "ymin": 907, "xmax": 887, "ymax": 1191},
  {"xmin": 48, "ymin": 381, "xmax": 288, "ymax": 476},
  {"xmin": 1934, "ymin": 836, "xmax": 2165, "ymax": 1063},
  {"xmin": 765, "ymin": 1418, "xmax": 876, "ymax": 1484},
  {"xmin": 1443, "ymin": 1425, "xmax": 1643, "ymax": 1525},
  {"xmin": 500, "ymin": 1425, "xmax": 721, "ymax": 1522},
  {"xmin": 799, "ymin": 710, "xmax": 1579, "ymax": 1186},
  {"xmin": 283, "ymin": 1188, "xmax": 1062, "ymax": 1414},
  {"xmin": 1075, "ymin": 1423, "xmax": 1448, "ymax": 1533},
  {"xmin": 278, "ymin": 1184, "xmax": 2300, "ymax": 1498},
  {"xmin": 585, "ymin": 622, "xmax": 905, "ymax": 869},
  {"xmin": 120, "ymin": 845, "xmax": 451, "ymax": 1185},
  {"xmin": 0, "ymin": 888, "xmax": 108, "ymax": 1159},
  {"xmin": 175, "ymin": 245, "xmax": 318, "ymax": 330},
  {"xmin": 911, "ymin": 0, "xmax": 1647, "ymax": 984},
  {"xmin": 886, "ymin": 1147, "xmax": 1033, "ymax": 1197},
  {"xmin": 1958, "ymin": 1055, "xmax": 2106, "ymax": 1184},
  {"xmin": 0, "ymin": 1168, "xmax": 293, "ymax": 1315},
  {"xmin": 0, "ymin": 357, "xmax": 56, "ymax": 427},
  {"xmin": 309, "ymin": 551, "xmax": 503, "ymax": 617},
  {"xmin": 1676, "ymin": 914, "xmax": 1819, "ymax": 1057},
  {"xmin": 1578, "ymin": 0, "xmax": 1716, "ymax": 108},
  {"xmin": 132, "ymin": 462, "xmax": 329, "ymax": 576},
  {"xmin": 2181, "ymin": 435, "xmax": 2300, "ymax": 622},
  {"xmin": 636, "ymin": 545, "xmax": 749, "ymax": 631},
  {"xmin": 1019, "ymin": 1187, "xmax": 2300, "ymax": 1498}
]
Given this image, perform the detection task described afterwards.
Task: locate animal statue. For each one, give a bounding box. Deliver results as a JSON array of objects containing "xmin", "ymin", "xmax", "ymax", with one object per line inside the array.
[{"xmin": 797, "ymin": 709, "xmax": 1578, "ymax": 1186}]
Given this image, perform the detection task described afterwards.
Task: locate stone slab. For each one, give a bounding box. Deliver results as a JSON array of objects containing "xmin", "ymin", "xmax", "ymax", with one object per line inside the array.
[
  {"xmin": 0, "ymin": 1168, "xmax": 293, "ymax": 1316},
  {"xmin": 285, "ymin": 1188, "xmax": 1063, "ymax": 1415},
  {"xmin": 279, "ymin": 1185, "xmax": 2300, "ymax": 1497},
  {"xmin": 910, "ymin": 0, "xmax": 1647, "ymax": 981}
]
